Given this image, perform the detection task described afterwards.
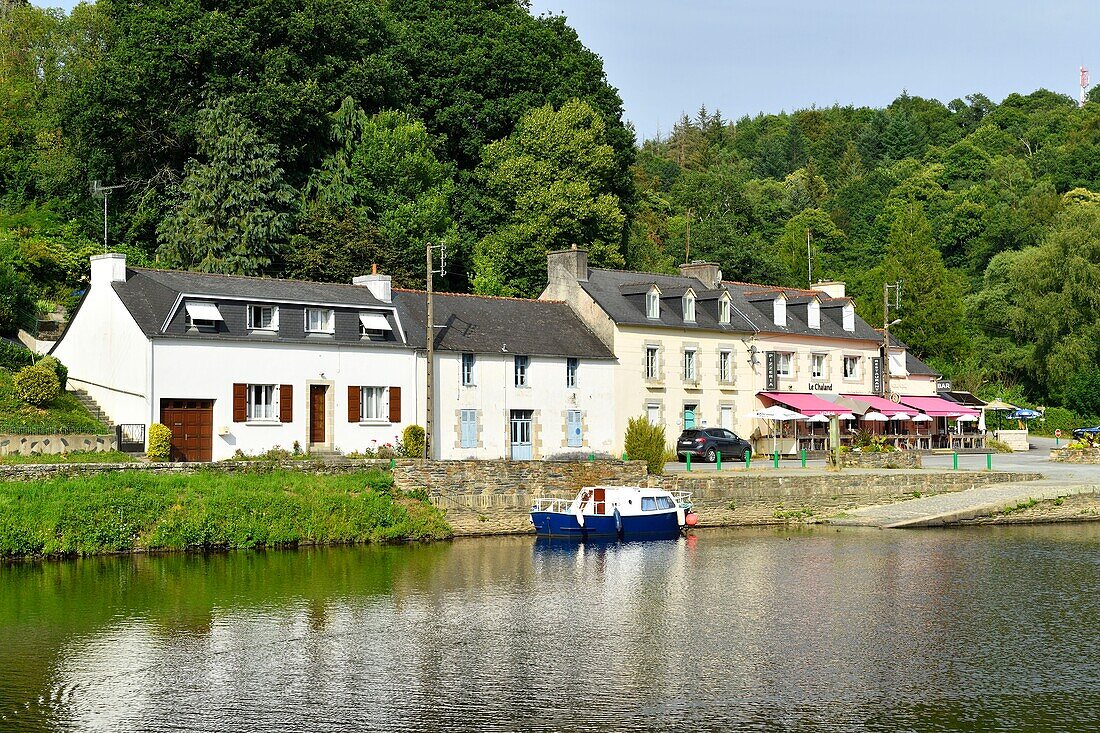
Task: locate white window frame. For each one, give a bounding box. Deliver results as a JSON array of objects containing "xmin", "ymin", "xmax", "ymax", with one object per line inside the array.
[
  {"xmin": 683, "ymin": 348, "xmax": 697, "ymax": 382},
  {"xmin": 843, "ymin": 355, "xmax": 861, "ymax": 380},
  {"xmin": 360, "ymin": 386, "xmax": 390, "ymax": 422},
  {"xmin": 718, "ymin": 296, "xmax": 731, "ymax": 325},
  {"xmin": 247, "ymin": 304, "xmax": 277, "ymax": 331},
  {"xmin": 566, "ymin": 357, "xmax": 579, "ymax": 388},
  {"xmin": 247, "ymin": 384, "xmax": 277, "ymax": 422},
  {"xmin": 461, "ymin": 353, "xmax": 476, "ymax": 386},
  {"xmin": 807, "ymin": 299, "xmax": 821, "ymax": 330},
  {"xmin": 719, "ymin": 349, "xmax": 733, "ymax": 383},
  {"xmin": 645, "ymin": 345, "xmax": 660, "ymax": 380},
  {"xmin": 305, "ymin": 307, "xmax": 335, "ymax": 334},
  {"xmin": 514, "ymin": 355, "xmax": 529, "ymax": 388},
  {"xmin": 811, "ymin": 353, "xmax": 826, "ymax": 379},
  {"xmin": 776, "ymin": 352, "xmax": 793, "ymax": 377},
  {"xmin": 646, "ymin": 289, "xmax": 660, "ymax": 319},
  {"xmin": 774, "ymin": 296, "xmax": 787, "ymax": 327},
  {"xmin": 646, "ymin": 403, "xmax": 661, "ymax": 426},
  {"xmin": 682, "ymin": 293, "xmax": 696, "ymax": 323}
]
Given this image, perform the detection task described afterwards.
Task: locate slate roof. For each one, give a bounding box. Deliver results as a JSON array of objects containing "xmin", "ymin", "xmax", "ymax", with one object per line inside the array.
[{"xmin": 391, "ymin": 290, "xmax": 613, "ymax": 359}]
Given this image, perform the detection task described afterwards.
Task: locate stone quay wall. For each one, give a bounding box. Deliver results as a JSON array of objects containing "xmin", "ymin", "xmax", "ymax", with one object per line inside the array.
[
  {"xmin": 826, "ymin": 450, "xmax": 922, "ymax": 469},
  {"xmin": 1049, "ymin": 448, "xmax": 1100, "ymax": 464},
  {"xmin": 0, "ymin": 433, "xmax": 117, "ymax": 457}
]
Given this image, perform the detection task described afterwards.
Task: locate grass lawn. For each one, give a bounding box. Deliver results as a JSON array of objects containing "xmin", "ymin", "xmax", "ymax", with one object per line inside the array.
[
  {"xmin": 0, "ymin": 469, "xmax": 452, "ymax": 557},
  {"xmin": 0, "ymin": 450, "xmax": 138, "ymax": 465},
  {"xmin": 0, "ymin": 368, "xmax": 110, "ymax": 434}
]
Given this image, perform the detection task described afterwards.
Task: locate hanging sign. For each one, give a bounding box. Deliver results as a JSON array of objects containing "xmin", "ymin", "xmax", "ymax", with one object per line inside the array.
[
  {"xmin": 765, "ymin": 351, "xmax": 777, "ymax": 390},
  {"xmin": 872, "ymin": 357, "xmax": 883, "ymax": 395}
]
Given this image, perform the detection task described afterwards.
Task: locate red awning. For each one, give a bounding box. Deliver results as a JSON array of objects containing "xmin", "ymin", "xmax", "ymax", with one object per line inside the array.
[
  {"xmin": 759, "ymin": 392, "xmax": 845, "ymax": 417},
  {"xmin": 897, "ymin": 395, "xmax": 980, "ymax": 417},
  {"xmin": 841, "ymin": 394, "xmax": 915, "ymax": 417}
]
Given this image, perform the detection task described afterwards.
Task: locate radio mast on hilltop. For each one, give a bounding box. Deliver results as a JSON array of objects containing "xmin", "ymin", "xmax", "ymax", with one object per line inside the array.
[{"xmin": 1080, "ymin": 67, "xmax": 1090, "ymax": 108}]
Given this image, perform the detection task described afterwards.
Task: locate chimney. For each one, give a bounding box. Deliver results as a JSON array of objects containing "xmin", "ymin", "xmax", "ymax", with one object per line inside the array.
[
  {"xmin": 811, "ymin": 280, "xmax": 846, "ymax": 299},
  {"xmin": 353, "ymin": 266, "xmax": 392, "ymax": 303},
  {"xmin": 547, "ymin": 245, "xmax": 588, "ymax": 284},
  {"xmin": 90, "ymin": 253, "xmax": 127, "ymax": 287},
  {"xmin": 679, "ymin": 261, "xmax": 722, "ymax": 289}
]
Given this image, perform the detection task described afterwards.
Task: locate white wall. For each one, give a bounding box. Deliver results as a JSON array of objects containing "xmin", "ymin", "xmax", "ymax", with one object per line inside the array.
[
  {"xmin": 428, "ymin": 351, "xmax": 616, "ymax": 460},
  {"xmin": 151, "ymin": 339, "xmax": 419, "ymax": 460}
]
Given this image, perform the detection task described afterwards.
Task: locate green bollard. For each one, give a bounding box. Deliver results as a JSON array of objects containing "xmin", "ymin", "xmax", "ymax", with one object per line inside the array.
[
  {"xmin": 685, "ymin": 452, "xmax": 692, "ymax": 472},
  {"xmin": 773, "ymin": 451, "xmax": 779, "ymax": 469},
  {"xmin": 952, "ymin": 452, "xmax": 958, "ymax": 470},
  {"xmin": 801, "ymin": 449, "xmax": 807, "ymax": 468},
  {"xmin": 622, "ymin": 452, "xmax": 628, "ymax": 461},
  {"xmin": 716, "ymin": 450, "xmax": 722, "ymax": 471},
  {"xmin": 1056, "ymin": 436, "xmax": 1060, "ymax": 447},
  {"xmin": 588, "ymin": 452, "xmax": 594, "ymax": 462},
  {"xmin": 390, "ymin": 456, "xmax": 395, "ymax": 470},
  {"xmin": 745, "ymin": 452, "xmax": 751, "ymax": 470},
  {"xmin": 987, "ymin": 453, "xmax": 992, "ymax": 471}
]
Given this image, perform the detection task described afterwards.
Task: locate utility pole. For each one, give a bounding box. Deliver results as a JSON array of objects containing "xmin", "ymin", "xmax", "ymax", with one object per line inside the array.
[
  {"xmin": 685, "ymin": 207, "xmax": 693, "ymax": 263},
  {"xmin": 424, "ymin": 242, "xmax": 446, "ymax": 460},
  {"xmin": 882, "ymin": 280, "xmax": 902, "ymax": 398},
  {"xmin": 90, "ymin": 180, "xmax": 124, "ymax": 253}
]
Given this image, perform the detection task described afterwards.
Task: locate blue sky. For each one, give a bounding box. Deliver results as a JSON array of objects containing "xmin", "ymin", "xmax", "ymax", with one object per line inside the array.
[{"xmin": 45, "ymin": 1, "xmax": 1098, "ymax": 141}]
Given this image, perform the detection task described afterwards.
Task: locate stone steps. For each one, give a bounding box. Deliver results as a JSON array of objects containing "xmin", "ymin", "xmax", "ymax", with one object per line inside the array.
[{"xmin": 69, "ymin": 389, "xmax": 114, "ymax": 429}]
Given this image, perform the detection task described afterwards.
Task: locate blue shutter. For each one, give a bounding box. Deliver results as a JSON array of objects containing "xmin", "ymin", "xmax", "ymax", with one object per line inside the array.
[
  {"xmin": 460, "ymin": 410, "xmax": 477, "ymax": 448},
  {"xmin": 567, "ymin": 410, "xmax": 582, "ymax": 448}
]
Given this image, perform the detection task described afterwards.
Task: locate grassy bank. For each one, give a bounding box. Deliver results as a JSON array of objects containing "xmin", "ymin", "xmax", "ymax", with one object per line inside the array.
[
  {"xmin": 0, "ymin": 368, "xmax": 110, "ymax": 434},
  {"xmin": 0, "ymin": 469, "xmax": 451, "ymax": 558},
  {"xmin": 0, "ymin": 450, "xmax": 137, "ymax": 464}
]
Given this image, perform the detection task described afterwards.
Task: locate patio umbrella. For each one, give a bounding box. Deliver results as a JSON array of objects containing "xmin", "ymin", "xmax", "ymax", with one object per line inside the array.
[
  {"xmin": 889, "ymin": 412, "xmax": 912, "ymax": 420},
  {"xmin": 911, "ymin": 413, "xmax": 933, "ymax": 422},
  {"xmin": 753, "ymin": 406, "xmax": 808, "ymax": 457},
  {"xmin": 863, "ymin": 412, "xmax": 888, "ymax": 422},
  {"xmin": 806, "ymin": 414, "xmax": 831, "ymax": 423},
  {"xmin": 837, "ymin": 413, "xmax": 856, "ymax": 421},
  {"xmin": 984, "ymin": 398, "xmax": 1017, "ymax": 431},
  {"xmin": 1006, "ymin": 408, "xmax": 1041, "ymax": 420},
  {"xmin": 955, "ymin": 414, "xmax": 978, "ymax": 422}
]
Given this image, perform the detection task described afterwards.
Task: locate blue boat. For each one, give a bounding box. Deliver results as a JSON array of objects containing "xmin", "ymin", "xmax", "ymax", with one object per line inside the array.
[{"xmin": 530, "ymin": 485, "xmax": 697, "ymax": 541}]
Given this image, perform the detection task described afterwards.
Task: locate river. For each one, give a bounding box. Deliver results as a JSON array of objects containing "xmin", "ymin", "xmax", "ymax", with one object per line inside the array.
[{"xmin": 2, "ymin": 525, "xmax": 1099, "ymax": 732}]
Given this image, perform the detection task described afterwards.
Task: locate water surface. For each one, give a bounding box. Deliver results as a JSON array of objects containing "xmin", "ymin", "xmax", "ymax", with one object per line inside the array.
[{"xmin": 3, "ymin": 525, "xmax": 1099, "ymax": 732}]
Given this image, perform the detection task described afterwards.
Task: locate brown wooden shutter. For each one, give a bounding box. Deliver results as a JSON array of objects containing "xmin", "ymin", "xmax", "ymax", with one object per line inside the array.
[
  {"xmin": 279, "ymin": 385, "xmax": 293, "ymax": 423},
  {"xmin": 389, "ymin": 386, "xmax": 401, "ymax": 423},
  {"xmin": 233, "ymin": 383, "xmax": 247, "ymax": 422},
  {"xmin": 347, "ymin": 385, "xmax": 360, "ymax": 422}
]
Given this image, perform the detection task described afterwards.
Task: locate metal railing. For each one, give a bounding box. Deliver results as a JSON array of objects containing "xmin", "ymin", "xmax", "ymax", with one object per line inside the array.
[
  {"xmin": 531, "ymin": 497, "xmax": 574, "ymax": 513},
  {"xmin": 116, "ymin": 424, "xmax": 146, "ymax": 452}
]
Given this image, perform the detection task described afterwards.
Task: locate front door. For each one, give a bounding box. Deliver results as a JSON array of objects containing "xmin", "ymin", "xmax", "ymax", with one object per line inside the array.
[
  {"xmin": 684, "ymin": 404, "xmax": 698, "ymax": 429},
  {"xmin": 160, "ymin": 399, "xmax": 213, "ymax": 462},
  {"xmin": 309, "ymin": 385, "xmax": 327, "ymax": 444},
  {"xmin": 510, "ymin": 410, "xmax": 533, "ymax": 460}
]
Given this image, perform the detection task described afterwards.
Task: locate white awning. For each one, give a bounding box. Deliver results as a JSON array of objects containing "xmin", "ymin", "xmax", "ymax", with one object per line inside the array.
[
  {"xmin": 359, "ymin": 312, "xmax": 392, "ymax": 331},
  {"xmin": 185, "ymin": 301, "xmax": 224, "ymax": 321}
]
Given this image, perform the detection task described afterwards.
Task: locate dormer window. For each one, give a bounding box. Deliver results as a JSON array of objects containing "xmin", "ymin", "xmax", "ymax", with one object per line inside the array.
[
  {"xmin": 842, "ymin": 303, "xmax": 855, "ymax": 332},
  {"xmin": 646, "ymin": 288, "xmax": 660, "ymax": 319},
  {"xmin": 358, "ymin": 311, "xmax": 392, "ymax": 340},
  {"xmin": 807, "ymin": 299, "xmax": 820, "ymax": 330},
  {"xmin": 247, "ymin": 304, "xmax": 278, "ymax": 331},
  {"xmin": 718, "ymin": 293, "xmax": 731, "ymax": 325},
  {"xmin": 306, "ymin": 307, "xmax": 335, "ymax": 334},
  {"xmin": 184, "ymin": 301, "xmax": 224, "ymax": 332},
  {"xmin": 773, "ymin": 295, "xmax": 787, "ymax": 327},
  {"xmin": 682, "ymin": 291, "xmax": 696, "ymax": 323}
]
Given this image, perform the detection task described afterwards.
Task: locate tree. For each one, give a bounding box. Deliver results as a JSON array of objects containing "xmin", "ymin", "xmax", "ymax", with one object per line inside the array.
[
  {"xmin": 157, "ymin": 99, "xmax": 293, "ymax": 275},
  {"xmin": 472, "ymin": 100, "xmax": 625, "ymax": 296},
  {"xmin": 773, "ymin": 208, "xmax": 849, "ymax": 286}
]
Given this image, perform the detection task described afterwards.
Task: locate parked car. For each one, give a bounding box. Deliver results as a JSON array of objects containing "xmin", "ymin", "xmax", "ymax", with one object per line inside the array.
[
  {"xmin": 1072, "ymin": 425, "xmax": 1100, "ymax": 440},
  {"xmin": 676, "ymin": 428, "xmax": 752, "ymax": 462}
]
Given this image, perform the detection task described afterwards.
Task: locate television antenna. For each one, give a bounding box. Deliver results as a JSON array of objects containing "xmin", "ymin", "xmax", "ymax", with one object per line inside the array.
[
  {"xmin": 1080, "ymin": 67, "xmax": 1090, "ymax": 108},
  {"xmin": 90, "ymin": 180, "xmax": 125, "ymax": 253},
  {"xmin": 424, "ymin": 241, "xmax": 447, "ymax": 460}
]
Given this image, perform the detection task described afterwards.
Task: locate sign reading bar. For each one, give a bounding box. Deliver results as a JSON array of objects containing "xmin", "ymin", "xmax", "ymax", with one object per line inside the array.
[
  {"xmin": 872, "ymin": 357, "xmax": 883, "ymax": 396},
  {"xmin": 765, "ymin": 351, "xmax": 777, "ymax": 391},
  {"xmin": 936, "ymin": 379, "xmax": 953, "ymax": 391}
]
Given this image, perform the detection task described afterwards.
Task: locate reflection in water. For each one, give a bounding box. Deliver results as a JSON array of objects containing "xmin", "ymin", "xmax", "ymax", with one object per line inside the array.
[{"xmin": 2, "ymin": 525, "xmax": 1100, "ymax": 732}]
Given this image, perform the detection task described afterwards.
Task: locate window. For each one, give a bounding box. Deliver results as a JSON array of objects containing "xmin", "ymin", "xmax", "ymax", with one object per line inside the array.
[
  {"xmin": 646, "ymin": 289, "xmax": 660, "ymax": 319},
  {"xmin": 514, "ymin": 355, "xmax": 529, "ymax": 387},
  {"xmin": 461, "ymin": 353, "xmax": 476, "ymax": 386},
  {"xmin": 807, "ymin": 299, "xmax": 820, "ymax": 329},
  {"xmin": 773, "ymin": 296, "xmax": 787, "ymax": 327},
  {"xmin": 655, "ymin": 496, "xmax": 675, "ymax": 510},
  {"xmin": 566, "ymin": 357, "xmax": 579, "ymax": 388},
  {"xmin": 566, "ymin": 409, "xmax": 582, "ymax": 447},
  {"xmin": 247, "ymin": 384, "xmax": 276, "ymax": 421},
  {"xmin": 184, "ymin": 301, "xmax": 223, "ymax": 331},
  {"xmin": 360, "ymin": 386, "xmax": 389, "ymax": 421},
  {"xmin": 683, "ymin": 348, "xmax": 697, "ymax": 382},
  {"xmin": 842, "ymin": 303, "xmax": 855, "ymax": 332},
  {"xmin": 460, "ymin": 409, "xmax": 478, "ymax": 448},
  {"xmin": 359, "ymin": 312, "xmax": 391, "ymax": 339},
  {"xmin": 647, "ymin": 403, "xmax": 661, "ymax": 426},
  {"xmin": 719, "ymin": 349, "xmax": 732, "ymax": 382},
  {"xmin": 247, "ymin": 304, "xmax": 277, "ymax": 331},
  {"xmin": 719, "ymin": 296, "xmax": 731, "ymax": 325},
  {"xmin": 776, "ymin": 352, "xmax": 792, "ymax": 377},
  {"xmin": 682, "ymin": 292, "xmax": 696, "ymax": 323},
  {"xmin": 640, "ymin": 497, "xmax": 658, "ymax": 511},
  {"xmin": 305, "ymin": 307, "xmax": 334, "ymax": 334},
  {"xmin": 812, "ymin": 353, "xmax": 826, "ymax": 379},
  {"xmin": 645, "ymin": 346, "xmax": 660, "ymax": 380},
  {"xmin": 843, "ymin": 355, "xmax": 861, "ymax": 379}
]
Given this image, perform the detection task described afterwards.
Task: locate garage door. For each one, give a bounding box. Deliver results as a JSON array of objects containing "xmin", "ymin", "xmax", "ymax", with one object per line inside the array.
[{"xmin": 160, "ymin": 399, "xmax": 214, "ymax": 462}]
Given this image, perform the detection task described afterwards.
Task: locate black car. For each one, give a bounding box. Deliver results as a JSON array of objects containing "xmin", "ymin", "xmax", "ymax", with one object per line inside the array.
[
  {"xmin": 1072, "ymin": 425, "xmax": 1100, "ymax": 440},
  {"xmin": 677, "ymin": 428, "xmax": 752, "ymax": 462}
]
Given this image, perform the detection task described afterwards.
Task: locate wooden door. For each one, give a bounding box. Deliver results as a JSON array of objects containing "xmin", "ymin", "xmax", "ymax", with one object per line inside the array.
[
  {"xmin": 309, "ymin": 385, "xmax": 327, "ymax": 444},
  {"xmin": 160, "ymin": 399, "xmax": 213, "ymax": 462}
]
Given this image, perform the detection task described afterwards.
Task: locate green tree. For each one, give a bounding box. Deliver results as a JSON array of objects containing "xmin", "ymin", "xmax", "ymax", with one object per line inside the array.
[
  {"xmin": 472, "ymin": 100, "xmax": 625, "ymax": 296},
  {"xmin": 773, "ymin": 208, "xmax": 849, "ymax": 286},
  {"xmin": 157, "ymin": 99, "xmax": 293, "ymax": 275}
]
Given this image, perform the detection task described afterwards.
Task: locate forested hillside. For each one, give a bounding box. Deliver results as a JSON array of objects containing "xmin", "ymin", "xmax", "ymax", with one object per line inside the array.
[{"xmin": 1, "ymin": 0, "xmax": 1098, "ymax": 418}]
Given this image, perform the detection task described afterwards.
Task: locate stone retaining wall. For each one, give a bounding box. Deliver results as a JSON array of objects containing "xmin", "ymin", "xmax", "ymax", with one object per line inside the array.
[
  {"xmin": 826, "ymin": 450, "xmax": 921, "ymax": 469},
  {"xmin": 1049, "ymin": 448, "xmax": 1100, "ymax": 463},
  {"xmin": 0, "ymin": 433, "xmax": 116, "ymax": 456}
]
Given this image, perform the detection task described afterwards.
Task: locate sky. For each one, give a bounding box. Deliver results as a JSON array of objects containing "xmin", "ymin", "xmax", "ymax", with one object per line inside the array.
[{"xmin": 45, "ymin": 0, "xmax": 1099, "ymax": 141}]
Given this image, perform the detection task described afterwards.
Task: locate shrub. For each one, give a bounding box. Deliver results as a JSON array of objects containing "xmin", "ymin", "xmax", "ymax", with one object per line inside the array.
[
  {"xmin": 402, "ymin": 424, "xmax": 426, "ymax": 458},
  {"xmin": 36, "ymin": 354, "xmax": 67, "ymax": 390},
  {"xmin": 375, "ymin": 443, "xmax": 396, "ymax": 459},
  {"xmin": 0, "ymin": 340, "xmax": 34, "ymax": 370},
  {"xmin": 13, "ymin": 363, "xmax": 60, "ymax": 406},
  {"xmin": 986, "ymin": 437, "xmax": 1014, "ymax": 454},
  {"xmin": 1033, "ymin": 407, "xmax": 1094, "ymax": 436},
  {"xmin": 0, "ymin": 264, "xmax": 35, "ymax": 334},
  {"xmin": 147, "ymin": 423, "xmax": 173, "ymax": 461},
  {"xmin": 624, "ymin": 415, "xmax": 666, "ymax": 475}
]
